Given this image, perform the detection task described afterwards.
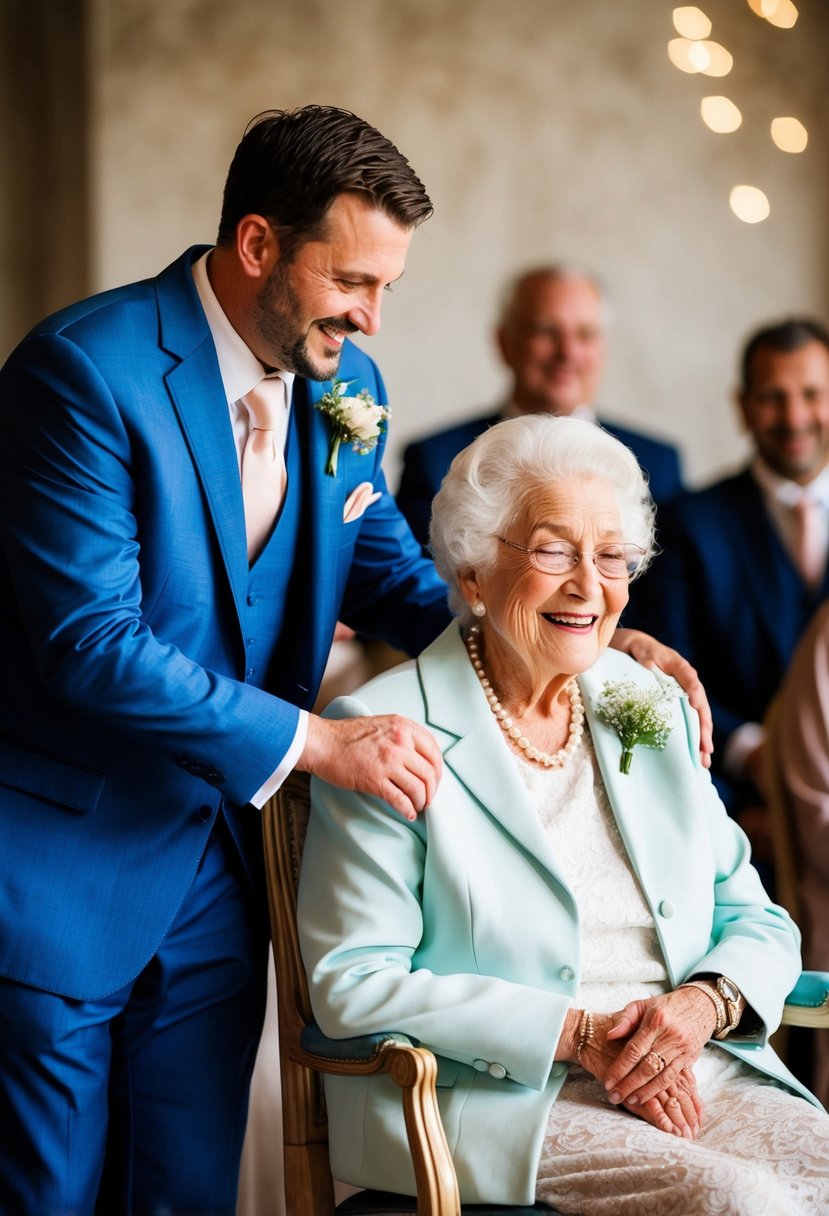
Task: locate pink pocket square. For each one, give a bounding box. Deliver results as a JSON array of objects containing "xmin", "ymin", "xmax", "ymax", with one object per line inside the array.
[{"xmin": 343, "ymin": 482, "xmax": 381, "ymax": 524}]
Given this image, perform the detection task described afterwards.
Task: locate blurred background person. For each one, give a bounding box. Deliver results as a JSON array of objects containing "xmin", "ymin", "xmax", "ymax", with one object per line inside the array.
[
  {"xmin": 396, "ymin": 264, "xmax": 684, "ymax": 550},
  {"xmin": 633, "ymin": 318, "xmax": 829, "ymax": 873},
  {"xmin": 775, "ymin": 597, "xmax": 829, "ymax": 1107}
]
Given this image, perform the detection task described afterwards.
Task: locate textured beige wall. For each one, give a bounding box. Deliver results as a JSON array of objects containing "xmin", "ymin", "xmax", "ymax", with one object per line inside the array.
[{"xmin": 89, "ymin": 0, "xmax": 829, "ymax": 488}]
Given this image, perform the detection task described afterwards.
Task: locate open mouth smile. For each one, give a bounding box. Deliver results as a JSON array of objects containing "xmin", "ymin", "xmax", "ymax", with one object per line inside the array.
[{"xmin": 541, "ymin": 613, "xmax": 597, "ymax": 631}]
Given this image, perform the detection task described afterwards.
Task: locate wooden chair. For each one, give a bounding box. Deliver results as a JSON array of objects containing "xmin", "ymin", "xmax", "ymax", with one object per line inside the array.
[
  {"xmin": 262, "ymin": 771, "xmax": 829, "ymax": 1216},
  {"xmin": 262, "ymin": 771, "xmax": 548, "ymax": 1216}
]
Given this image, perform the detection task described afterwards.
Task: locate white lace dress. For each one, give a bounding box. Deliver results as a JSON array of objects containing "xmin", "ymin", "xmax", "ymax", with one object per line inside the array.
[{"xmin": 513, "ymin": 729, "xmax": 829, "ymax": 1216}]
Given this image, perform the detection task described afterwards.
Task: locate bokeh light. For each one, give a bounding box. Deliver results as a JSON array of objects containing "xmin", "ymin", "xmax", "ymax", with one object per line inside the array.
[
  {"xmin": 747, "ymin": 0, "xmax": 798, "ymax": 27},
  {"xmin": 700, "ymin": 96, "xmax": 743, "ymax": 134},
  {"xmin": 668, "ymin": 37, "xmax": 707, "ymax": 72},
  {"xmin": 698, "ymin": 41, "xmax": 733, "ymax": 76},
  {"xmin": 729, "ymin": 185, "xmax": 771, "ymax": 223},
  {"xmin": 771, "ymin": 116, "xmax": 808, "ymax": 152},
  {"xmin": 673, "ymin": 6, "xmax": 712, "ymax": 39}
]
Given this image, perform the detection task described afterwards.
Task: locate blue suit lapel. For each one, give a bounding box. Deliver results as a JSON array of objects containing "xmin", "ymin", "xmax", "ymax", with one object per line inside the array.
[
  {"xmin": 726, "ymin": 473, "xmax": 809, "ymax": 668},
  {"xmin": 155, "ymin": 248, "xmax": 249, "ymax": 623}
]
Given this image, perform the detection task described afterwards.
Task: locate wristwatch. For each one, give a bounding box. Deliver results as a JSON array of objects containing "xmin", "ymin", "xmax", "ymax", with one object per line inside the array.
[{"xmin": 714, "ymin": 976, "xmax": 743, "ymax": 1040}]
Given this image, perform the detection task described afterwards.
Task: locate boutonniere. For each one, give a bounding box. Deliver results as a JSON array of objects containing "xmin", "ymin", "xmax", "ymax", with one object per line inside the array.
[
  {"xmin": 594, "ymin": 676, "xmax": 683, "ymax": 774},
  {"xmin": 315, "ymin": 378, "xmax": 391, "ymax": 476}
]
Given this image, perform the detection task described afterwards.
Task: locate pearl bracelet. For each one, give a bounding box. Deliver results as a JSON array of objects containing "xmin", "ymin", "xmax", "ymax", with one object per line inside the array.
[{"xmin": 576, "ymin": 1009, "xmax": 594, "ymax": 1063}]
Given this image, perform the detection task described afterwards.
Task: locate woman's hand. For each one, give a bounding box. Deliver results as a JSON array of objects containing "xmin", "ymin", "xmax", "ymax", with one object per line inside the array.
[
  {"xmin": 573, "ymin": 1011, "xmax": 703, "ymax": 1139},
  {"xmin": 602, "ymin": 988, "xmax": 718, "ymax": 1108},
  {"xmin": 610, "ymin": 628, "xmax": 713, "ymax": 768}
]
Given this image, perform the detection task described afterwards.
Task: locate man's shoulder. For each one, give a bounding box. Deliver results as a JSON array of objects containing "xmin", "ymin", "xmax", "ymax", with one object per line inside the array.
[
  {"xmin": 404, "ymin": 411, "xmax": 500, "ymax": 460},
  {"xmin": 599, "ymin": 416, "xmax": 679, "ymax": 461},
  {"xmin": 27, "ymin": 247, "xmax": 200, "ymax": 349},
  {"xmin": 670, "ymin": 467, "xmax": 754, "ymax": 516}
]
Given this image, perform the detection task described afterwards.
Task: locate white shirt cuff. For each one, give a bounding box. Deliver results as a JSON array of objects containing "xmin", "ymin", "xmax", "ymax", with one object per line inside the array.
[
  {"xmin": 722, "ymin": 722, "xmax": 765, "ymax": 780},
  {"xmin": 247, "ymin": 710, "xmax": 310, "ymax": 808}
]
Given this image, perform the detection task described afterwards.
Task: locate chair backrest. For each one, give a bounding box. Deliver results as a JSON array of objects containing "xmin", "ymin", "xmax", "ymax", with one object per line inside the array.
[
  {"xmin": 262, "ymin": 771, "xmax": 337, "ymax": 1216},
  {"xmin": 763, "ymin": 695, "xmax": 803, "ymax": 925}
]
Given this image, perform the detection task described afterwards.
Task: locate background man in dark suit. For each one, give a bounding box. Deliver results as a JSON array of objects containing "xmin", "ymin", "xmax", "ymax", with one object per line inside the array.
[
  {"xmin": 635, "ymin": 318, "xmax": 829, "ymax": 859},
  {"xmin": 396, "ymin": 264, "xmax": 684, "ymax": 549}
]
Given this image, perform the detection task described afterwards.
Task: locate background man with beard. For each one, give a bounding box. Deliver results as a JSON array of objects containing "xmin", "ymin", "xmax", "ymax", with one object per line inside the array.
[{"xmin": 635, "ymin": 318, "xmax": 829, "ymax": 869}]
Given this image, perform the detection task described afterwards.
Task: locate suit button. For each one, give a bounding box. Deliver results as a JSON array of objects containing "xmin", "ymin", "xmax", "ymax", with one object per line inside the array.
[
  {"xmin": 472, "ymin": 1058, "xmax": 488, "ymax": 1072},
  {"xmin": 488, "ymin": 1062, "xmax": 507, "ymax": 1080},
  {"xmin": 551, "ymin": 1063, "xmax": 566, "ymax": 1079},
  {"xmin": 246, "ymin": 666, "xmax": 255, "ymax": 679},
  {"xmin": 247, "ymin": 594, "xmax": 261, "ymax": 606},
  {"xmin": 193, "ymin": 805, "xmax": 212, "ymax": 824},
  {"xmin": 559, "ymin": 966, "xmax": 575, "ymax": 982},
  {"xmin": 659, "ymin": 900, "xmax": 674, "ymax": 918}
]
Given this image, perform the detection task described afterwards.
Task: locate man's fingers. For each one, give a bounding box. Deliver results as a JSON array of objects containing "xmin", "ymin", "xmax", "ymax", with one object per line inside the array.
[{"xmin": 299, "ymin": 712, "xmax": 443, "ymax": 818}]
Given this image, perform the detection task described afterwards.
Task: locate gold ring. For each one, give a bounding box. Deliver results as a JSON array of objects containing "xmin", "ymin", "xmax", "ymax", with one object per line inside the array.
[{"xmin": 647, "ymin": 1051, "xmax": 666, "ymax": 1073}]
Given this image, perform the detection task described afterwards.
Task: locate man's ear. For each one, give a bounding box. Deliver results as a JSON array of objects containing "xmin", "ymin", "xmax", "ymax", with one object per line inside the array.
[
  {"xmin": 236, "ymin": 214, "xmax": 279, "ymax": 281},
  {"xmin": 734, "ymin": 388, "xmax": 752, "ymax": 436}
]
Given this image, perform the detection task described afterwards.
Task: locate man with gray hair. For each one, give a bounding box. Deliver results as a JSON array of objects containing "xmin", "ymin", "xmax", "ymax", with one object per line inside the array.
[{"xmin": 396, "ymin": 264, "xmax": 684, "ymax": 548}]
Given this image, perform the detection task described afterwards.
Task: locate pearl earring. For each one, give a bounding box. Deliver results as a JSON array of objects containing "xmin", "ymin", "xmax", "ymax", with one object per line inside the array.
[{"xmin": 471, "ymin": 601, "xmax": 486, "ymax": 618}]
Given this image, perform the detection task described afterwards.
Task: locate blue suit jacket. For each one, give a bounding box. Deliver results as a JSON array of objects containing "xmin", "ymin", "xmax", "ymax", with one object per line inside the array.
[
  {"xmin": 396, "ymin": 409, "xmax": 684, "ymax": 549},
  {"xmin": 0, "ymin": 246, "xmax": 449, "ymax": 1000},
  {"xmin": 299, "ymin": 625, "xmax": 813, "ymax": 1205},
  {"xmin": 631, "ymin": 468, "xmax": 829, "ymax": 808}
]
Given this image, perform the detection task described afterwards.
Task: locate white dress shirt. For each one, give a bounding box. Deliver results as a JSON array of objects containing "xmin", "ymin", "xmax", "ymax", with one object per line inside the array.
[{"xmin": 192, "ymin": 251, "xmax": 307, "ymax": 804}]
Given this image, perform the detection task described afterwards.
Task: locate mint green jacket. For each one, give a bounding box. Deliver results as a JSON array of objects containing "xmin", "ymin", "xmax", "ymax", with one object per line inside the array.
[{"xmin": 298, "ymin": 623, "xmax": 815, "ymax": 1205}]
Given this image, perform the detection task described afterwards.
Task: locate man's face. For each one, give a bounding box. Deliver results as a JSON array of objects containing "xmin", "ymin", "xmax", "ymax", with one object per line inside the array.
[
  {"xmin": 254, "ymin": 192, "xmax": 412, "ymax": 380},
  {"xmin": 497, "ymin": 274, "xmax": 606, "ymax": 415},
  {"xmin": 738, "ymin": 341, "xmax": 829, "ymax": 484}
]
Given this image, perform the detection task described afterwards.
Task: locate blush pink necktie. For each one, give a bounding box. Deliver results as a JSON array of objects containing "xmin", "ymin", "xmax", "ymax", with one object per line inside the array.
[
  {"xmin": 241, "ymin": 376, "xmax": 288, "ymax": 563},
  {"xmin": 791, "ymin": 493, "xmax": 826, "ymax": 590}
]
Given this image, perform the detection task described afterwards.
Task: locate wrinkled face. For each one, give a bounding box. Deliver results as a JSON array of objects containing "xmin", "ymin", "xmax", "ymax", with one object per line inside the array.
[
  {"xmin": 462, "ymin": 475, "xmax": 630, "ymax": 683},
  {"xmin": 738, "ymin": 341, "xmax": 829, "ymax": 485},
  {"xmin": 497, "ymin": 275, "xmax": 606, "ymax": 416},
  {"xmin": 254, "ymin": 192, "xmax": 412, "ymax": 380}
]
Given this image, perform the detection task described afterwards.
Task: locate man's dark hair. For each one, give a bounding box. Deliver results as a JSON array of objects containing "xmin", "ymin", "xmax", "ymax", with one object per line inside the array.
[
  {"xmin": 216, "ymin": 105, "xmax": 433, "ymax": 256},
  {"xmin": 741, "ymin": 317, "xmax": 829, "ymax": 392}
]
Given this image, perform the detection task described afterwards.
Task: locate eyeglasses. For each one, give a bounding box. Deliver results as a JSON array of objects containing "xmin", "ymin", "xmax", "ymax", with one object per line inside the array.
[{"xmin": 497, "ymin": 536, "xmax": 647, "ymax": 580}]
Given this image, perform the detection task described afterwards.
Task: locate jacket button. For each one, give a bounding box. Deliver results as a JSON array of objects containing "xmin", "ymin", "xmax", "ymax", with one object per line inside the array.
[
  {"xmin": 551, "ymin": 1063, "xmax": 566, "ymax": 1079},
  {"xmin": 488, "ymin": 1062, "xmax": 507, "ymax": 1079},
  {"xmin": 472, "ymin": 1058, "xmax": 489, "ymax": 1072},
  {"xmin": 659, "ymin": 900, "xmax": 675, "ymax": 918},
  {"xmin": 559, "ymin": 965, "xmax": 575, "ymax": 982}
]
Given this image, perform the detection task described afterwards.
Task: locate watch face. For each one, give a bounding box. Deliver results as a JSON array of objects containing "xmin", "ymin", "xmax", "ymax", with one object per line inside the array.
[{"xmin": 719, "ymin": 977, "xmax": 740, "ymax": 1003}]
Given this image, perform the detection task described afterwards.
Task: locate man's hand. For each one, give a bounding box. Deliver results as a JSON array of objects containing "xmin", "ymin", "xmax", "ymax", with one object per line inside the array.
[
  {"xmin": 611, "ymin": 628, "xmax": 713, "ymax": 768},
  {"xmin": 298, "ymin": 713, "xmax": 443, "ymax": 821}
]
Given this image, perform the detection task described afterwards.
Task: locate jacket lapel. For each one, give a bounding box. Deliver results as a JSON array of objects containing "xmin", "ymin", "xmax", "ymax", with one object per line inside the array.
[
  {"xmin": 155, "ymin": 248, "xmax": 249, "ymax": 621},
  {"xmin": 418, "ymin": 626, "xmax": 570, "ymax": 886}
]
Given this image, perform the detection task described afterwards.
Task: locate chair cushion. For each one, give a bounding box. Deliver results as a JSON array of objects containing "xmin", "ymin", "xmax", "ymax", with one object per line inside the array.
[{"xmin": 337, "ymin": 1191, "xmax": 552, "ymax": 1215}]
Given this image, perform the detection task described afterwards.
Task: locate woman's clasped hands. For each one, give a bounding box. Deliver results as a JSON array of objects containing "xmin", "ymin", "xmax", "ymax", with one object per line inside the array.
[{"xmin": 567, "ymin": 986, "xmax": 720, "ymax": 1141}]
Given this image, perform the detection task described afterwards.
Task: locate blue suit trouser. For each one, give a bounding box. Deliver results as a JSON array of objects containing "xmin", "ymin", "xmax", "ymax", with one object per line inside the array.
[{"xmin": 0, "ymin": 817, "xmax": 269, "ymax": 1216}]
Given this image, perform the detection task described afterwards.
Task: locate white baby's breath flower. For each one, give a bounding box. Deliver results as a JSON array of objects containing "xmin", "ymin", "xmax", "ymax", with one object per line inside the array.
[
  {"xmin": 594, "ymin": 676, "xmax": 683, "ymax": 774},
  {"xmin": 315, "ymin": 378, "xmax": 391, "ymax": 475}
]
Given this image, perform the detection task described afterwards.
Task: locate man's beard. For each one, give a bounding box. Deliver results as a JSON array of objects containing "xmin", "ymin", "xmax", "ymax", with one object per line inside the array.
[{"xmin": 255, "ymin": 262, "xmax": 357, "ymax": 381}]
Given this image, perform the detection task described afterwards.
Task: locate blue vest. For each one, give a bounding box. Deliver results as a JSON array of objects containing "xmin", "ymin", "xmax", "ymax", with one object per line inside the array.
[{"xmin": 242, "ymin": 401, "xmax": 304, "ymax": 695}]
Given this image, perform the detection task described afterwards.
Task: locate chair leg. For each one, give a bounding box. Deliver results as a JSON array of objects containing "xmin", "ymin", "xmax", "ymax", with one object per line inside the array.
[{"xmin": 283, "ymin": 1142, "xmax": 336, "ymax": 1216}]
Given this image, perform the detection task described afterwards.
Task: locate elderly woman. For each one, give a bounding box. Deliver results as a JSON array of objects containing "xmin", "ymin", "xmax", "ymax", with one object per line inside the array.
[{"xmin": 298, "ymin": 416, "xmax": 829, "ymax": 1215}]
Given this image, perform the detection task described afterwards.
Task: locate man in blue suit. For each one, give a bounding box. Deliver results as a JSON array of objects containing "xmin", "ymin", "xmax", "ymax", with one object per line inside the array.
[
  {"xmin": 634, "ymin": 318, "xmax": 829, "ymax": 858},
  {"xmin": 396, "ymin": 264, "xmax": 684, "ymax": 549},
  {"xmin": 0, "ymin": 105, "xmax": 451, "ymax": 1215}
]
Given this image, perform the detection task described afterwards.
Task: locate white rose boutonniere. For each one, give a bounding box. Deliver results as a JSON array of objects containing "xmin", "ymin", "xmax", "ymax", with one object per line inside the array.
[
  {"xmin": 315, "ymin": 378, "xmax": 391, "ymax": 476},
  {"xmin": 594, "ymin": 675, "xmax": 683, "ymax": 774}
]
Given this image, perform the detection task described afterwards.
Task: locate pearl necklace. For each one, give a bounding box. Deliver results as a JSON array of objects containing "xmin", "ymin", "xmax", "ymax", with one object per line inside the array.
[{"xmin": 465, "ymin": 624, "xmax": 585, "ymax": 768}]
